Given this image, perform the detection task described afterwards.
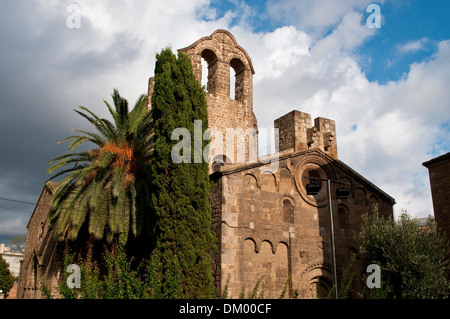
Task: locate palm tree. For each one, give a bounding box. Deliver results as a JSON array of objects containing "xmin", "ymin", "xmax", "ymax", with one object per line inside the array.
[{"xmin": 47, "ymin": 89, "xmax": 154, "ymax": 244}]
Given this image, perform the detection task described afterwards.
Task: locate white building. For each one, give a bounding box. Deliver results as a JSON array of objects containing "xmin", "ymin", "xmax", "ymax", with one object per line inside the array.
[{"xmin": 0, "ymin": 243, "xmax": 24, "ymax": 277}]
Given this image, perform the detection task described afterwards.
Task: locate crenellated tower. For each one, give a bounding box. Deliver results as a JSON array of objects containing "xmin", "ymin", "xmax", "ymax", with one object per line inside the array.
[{"xmin": 274, "ymin": 110, "xmax": 338, "ymax": 159}]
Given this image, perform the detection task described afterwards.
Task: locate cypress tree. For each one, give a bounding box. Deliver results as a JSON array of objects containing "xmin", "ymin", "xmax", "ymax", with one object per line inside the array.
[{"xmin": 150, "ymin": 48, "xmax": 215, "ymax": 298}]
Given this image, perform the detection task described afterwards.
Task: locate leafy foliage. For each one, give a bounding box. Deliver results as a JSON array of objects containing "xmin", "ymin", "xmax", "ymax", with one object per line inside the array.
[
  {"xmin": 42, "ymin": 233, "xmax": 182, "ymax": 299},
  {"xmin": 0, "ymin": 256, "xmax": 15, "ymax": 296},
  {"xmin": 47, "ymin": 90, "xmax": 154, "ymax": 243},
  {"xmin": 45, "ymin": 47, "xmax": 215, "ymax": 299},
  {"xmin": 238, "ymin": 276, "xmax": 266, "ymax": 299},
  {"xmin": 325, "ymin": 252, "xmax": 356, "ymax": 299},
  {"xmin": 356, "ymin": 208, "xmax": 450, "ymax": 299}
]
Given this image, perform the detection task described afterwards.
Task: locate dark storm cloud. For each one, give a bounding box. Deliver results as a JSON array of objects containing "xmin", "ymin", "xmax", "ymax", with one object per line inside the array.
[{"xmin": 0, "ymin": 1, "xmax": 144, "ymax": 240}]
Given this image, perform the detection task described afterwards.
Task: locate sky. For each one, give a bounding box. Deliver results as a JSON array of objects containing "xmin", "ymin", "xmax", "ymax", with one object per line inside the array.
[{"xmin": 0, "ymin": 0, "xmax": 449, "ymax": 243}]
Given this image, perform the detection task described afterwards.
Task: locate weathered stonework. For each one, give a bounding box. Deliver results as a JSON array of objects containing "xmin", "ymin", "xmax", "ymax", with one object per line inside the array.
[
  {"xmin": 275, "ymin": 111, "xmax": 337, "ymax": 159},
  {"xmin": 148, "ymin": 30, "xmax": 259, "ymax": 166},
  {"xmin": 423, "ymin": 153, "xmax": 450, "ymax": 251},
  {"xmin": 18, "ymin": 30, "xmax": 395, "ymax": 299},
  {"xmin": 17, "ymin": 182, "xmax": 64, "ymax": 299},
  {"xmin": 175, "ymin": 30, "xmax": 395, "ymax": 298},
  {"xmin": 210, "ymin": 149, "xmax": 394, "ymax": 298}
]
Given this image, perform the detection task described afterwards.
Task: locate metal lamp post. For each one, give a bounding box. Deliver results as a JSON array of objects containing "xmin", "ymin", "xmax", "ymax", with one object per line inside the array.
[{"xmin": 304, "ymin": 176, "xmax": 350, "ymax": 299}]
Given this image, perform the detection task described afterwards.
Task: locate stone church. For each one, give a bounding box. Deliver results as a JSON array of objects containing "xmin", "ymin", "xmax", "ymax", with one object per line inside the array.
[{"xmin": 17, "ymin": 30, "xmax": 395, "ymax": 299}]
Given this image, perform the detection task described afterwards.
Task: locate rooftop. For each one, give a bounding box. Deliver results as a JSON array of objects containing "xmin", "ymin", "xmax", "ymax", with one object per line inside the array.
[{"xmin": 422, "ymin": 152, "xmax": 450, "ymax": 167}]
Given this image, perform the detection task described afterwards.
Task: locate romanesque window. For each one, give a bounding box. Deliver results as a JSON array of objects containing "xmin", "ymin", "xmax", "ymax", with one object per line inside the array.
[
  {"xmin": 201, "ymin": 49, "xmax": 218, "ymax": 94},
  {"xmin": 282, "ymin": 199, "xmax": 294, "ymax": 224},
  {"xmin": 38, "ymin": 222, "xmax": 44, "ymax": 242},
  {"xmin": 354, "ymin": 188, "xmax": 367, "ymax": 205},
  {"xmin": 230, "ymin": 58, "xmax": 245, "ymax": 101},
  {"xmin": 338, "ymin": 206, "xmax": 348, "ymax": 230}
]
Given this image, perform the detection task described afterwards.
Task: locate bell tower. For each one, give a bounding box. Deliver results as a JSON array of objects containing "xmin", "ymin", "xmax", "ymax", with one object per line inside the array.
[{"xmin": 177, "ymin": 30, "xmax": 259, "ymax": 166}]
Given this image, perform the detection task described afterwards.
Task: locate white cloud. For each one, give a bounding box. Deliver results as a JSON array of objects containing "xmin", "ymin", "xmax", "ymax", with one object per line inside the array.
[
  {"xmin": 1, "ymin": 0, "xmax": 448, "ymax": 241},
  {"xmin": 241, "ymin": 18, "xmax": 449, "ymax": 219},
  {"xmin": 397, "ymin": 37, "xmax": 429, "ymax": 54},
  {"xmin": 266, "ymin": 0, "xmax": 384, "ymax": 38}
]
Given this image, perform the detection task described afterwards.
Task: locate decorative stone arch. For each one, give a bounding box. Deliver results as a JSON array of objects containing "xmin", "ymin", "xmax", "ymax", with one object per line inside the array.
[
  {"xmin": 277, "ymin": 166, "xmax": 293, "ymax": 194},
  {"xmin": 299, "ymin": 261, "xmax": 334, "ymax": 299},
  {"xmin": 280, "ymin": 196, "xmax": 296, "ymax": 224},
  {"xmin": 369, "ymin": 195, "xmax": 379, "ymax": 212},
  {"xmin": 242, "ymin": 239, "xmax": 290, "ymax": 298},
  {"xmin": 211, "ymin": 154, "xmax": 232, "ymax": 172},
  {"xmin": 278, "ymin": 166, "xmax": 292, "ymax": 179},
  {"xmin": 242, "ymin": 172, "xmax": 261, "ymax": 190},
  {"xmin": 244, "ymin": 237, "xmax": 259, "ymax": 253},
  {"xmin": 178, "ymin": 29, "xmax": 255, "ymax": 97},
  {"xmin": 260, "ymin": 170, "xmax": 278, "ymax": 192},
  {"xmin": 243, "ymin": 237, "xmax": 289, "ymax": 254},
  {"xmin": 262, "ymin": 239, "xmax": 275, "ymax": 254},
  {"xmin": 354, "ymin": 187, "xmax": 367, "ymax": 206}
]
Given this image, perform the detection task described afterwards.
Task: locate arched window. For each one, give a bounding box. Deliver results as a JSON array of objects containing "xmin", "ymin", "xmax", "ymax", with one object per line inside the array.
[
  {"xmin": 201, "ymin": 58, "xmax": 208, "ymax": 89},
  {"xmin": 229, "ymin": 66, "xmax": 236, "ymax": 100},
  {"xmin": 354, "ymin": 188, "xmax": 367, "ymax": 205},
  {"xmin": 212, "ymin": 154, "xmax": 231, "ymax": 172},
  {"xmin": 201, "ymin": 49, "xmax": 218, "ymax": 94},
  {"xmin": 282, "ymin": 199, "xmax": 294, "ymax": 224},
  {"xmin": 38, "ymin": 222, "xmax": 45, "ymax": 242},
  {"xmin": 338, "ymin": 206, "xmax": 348, "ymax": 230},
  {"xmin": 230, "ymin": 58, "xmax": 245, "ymax": 101}
]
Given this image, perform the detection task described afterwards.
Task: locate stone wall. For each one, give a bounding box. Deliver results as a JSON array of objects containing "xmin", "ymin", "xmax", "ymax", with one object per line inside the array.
[
  {"xmin": 18, "ymin": 29, "xmax": 396, "ymax": 300},
  {"xmin": 17, "ymin": 182, "xmax": 64, "ymax": 299},
  {"xmin": 423, "ymin": 153, "xmax": 450, "ymax": 248},
  {"xmin": 274, "ymin": 110, "xmax": 337, "ymax": 160},
  {"xmin": 179, "ymin": 30, "xmax": 258, "ymax": 166},
  {"xmin": 215, "ymin": 150, "xmax": 394, "ymax": 298}
]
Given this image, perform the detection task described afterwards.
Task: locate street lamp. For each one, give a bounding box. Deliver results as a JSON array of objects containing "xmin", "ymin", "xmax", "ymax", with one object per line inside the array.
[{"xmin": 304, "ymin": 176, "xmax": 350, "ymax": 299}]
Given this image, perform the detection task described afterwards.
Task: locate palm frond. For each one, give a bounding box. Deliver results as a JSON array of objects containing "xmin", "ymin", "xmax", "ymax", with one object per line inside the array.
[
  {"xmin": 72, "ymin": 129, "xmax": 107, "ymax": 146},
  {"xmin": 71, "ymin": 183, "xmax": 92, "ymax": 229},
  {"xmin": 95, "ymin": 151, "xmax": 116, "ymax": 169},
  {"xmin": 75, "ymin": 107, "xmax": 117, "ymax": 141},
  {"xmin": 112, "ymin": 165, "xmax": 128, "ymax": 197},
  {"xmin": 48, "ymin": 152, "xmax": 90, "ymax": 166},
  {"xmin": 47, "ymin": 156, "xmax": 89, "ymax": 174},
  {"xmin": 89, "ymin": 189, "xmax": 110, "ymax": 240},
  {"xmin": 47, "ymin": 89, "xmax": 154, "ymax": 243},
  {"xmin": 52, "ymin": 188, "xmax": 81, "ymax": 238},
  {"xmin": 129, "ymin": 185, "xmax": 137, "ymax": 237}
]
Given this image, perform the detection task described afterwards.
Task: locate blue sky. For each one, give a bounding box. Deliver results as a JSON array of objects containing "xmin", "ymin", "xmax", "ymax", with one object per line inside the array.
[
  {"xmin": 360, "ymin": 0, "xmax": 450, "ymax": 83},
  {"xmin": 207, "ymin": 0, "xmax": 450, "ymax": 84},
  {"xmin": 204, "ymin": 0, "xmax": 450, "ymax": 158},
  {"xmin": 0, "ymin": 0, "xmax": 449, "ymax": 243}
]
